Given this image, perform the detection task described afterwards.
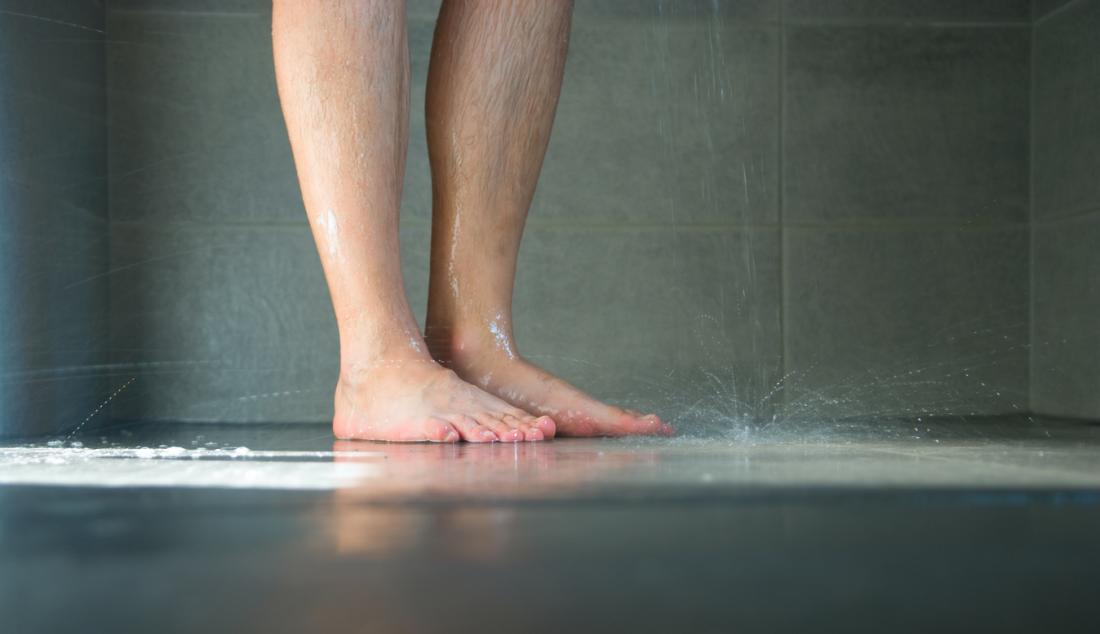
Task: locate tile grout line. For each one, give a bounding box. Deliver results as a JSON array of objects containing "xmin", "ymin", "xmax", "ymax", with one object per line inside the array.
[
  {"xmin": 106, "ymin": 219, "xmax": 1035, "ymax": 231},
  {"xmin": 1028, "ymin": 8, "xmax": 1038, "ymax": 416},
  {"xmin": 1030, "ymin": 205, "xmax": 1100, "ymax": 224},
  {"xmin": 777, "ymin": 0, "xmax": 787, "ymax": 413},
  {"xmin": 781, "ymin": 19, "xmax": 1032, "ymax": 28},
  {"xmin": 107, "ymin": 9, "xmax": 263, "ymax": 19},
  {"xmin": 106, "ymin": 7, "xmax": 1037, "ymax": 29},
  {"xmin": 104, "ymin": 4, "xmax": 117, "ymax": 425}
]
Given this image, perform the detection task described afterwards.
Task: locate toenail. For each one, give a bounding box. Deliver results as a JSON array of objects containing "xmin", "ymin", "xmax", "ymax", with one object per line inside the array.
[{"xmin": 481, "ymin": 429, "xmax": 498, "ymax": 441}]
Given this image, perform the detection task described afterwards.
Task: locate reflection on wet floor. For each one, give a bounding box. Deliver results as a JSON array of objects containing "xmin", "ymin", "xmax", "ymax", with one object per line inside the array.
[
  {"xmin": 3, "ymin": 418, "xmax": 1100, "ymax": 632},
  {"xmin": 3, "ymin": 416, "xmax": 1100, "ymax": 495}
]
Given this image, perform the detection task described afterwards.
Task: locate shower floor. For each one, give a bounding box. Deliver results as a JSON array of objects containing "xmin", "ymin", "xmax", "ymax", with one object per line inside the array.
[{"xmin": 3, "ymin": 417, "xmax": 1099, "ymax": 633}]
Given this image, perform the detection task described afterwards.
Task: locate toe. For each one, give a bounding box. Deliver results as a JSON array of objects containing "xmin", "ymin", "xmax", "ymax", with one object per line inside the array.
[
  {"xmin": 449, "ymin": 415, "xmax": 498, "ymax": 443},
  {"xmin": 501, "ymin": 408, "xmax": 554, "ymax": 440},
  {"xmin": 532, "ymin": 415, "xmax": 556, "ymax": 439},
  {"xmin": 477, "ymin": 413, "xmax": 522, "ymax": 443},
  {"xmin": 419, "ymin": 418, "xmax": 460, "ymax": 443},
  {"xmin": 639, "ymin": 413, "xmax": 674, "ymax": 436},
  {"xmin": 620, "ymin": 412, "xmax": 671, "ymax": 436},
  {"xmin": 504, "ymin": 414, "xmax": 543, "ymax": 442},
  {"xmin": 651, "ymin": 416, "xmax": 675, "ymax": 436}
]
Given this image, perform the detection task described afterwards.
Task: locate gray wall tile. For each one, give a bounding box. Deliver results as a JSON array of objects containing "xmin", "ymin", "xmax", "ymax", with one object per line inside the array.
[
  {"xmin": 0, "ymin": 0, "xmax": 105, "ymax": 28},
  {"xmin": 106, "ymin": 5, "xmax": 437, "ymax": 225},
  {"xmin": 108, "ymin": 0, "xmax": 263, "ymax": 13},
  {"xmin": 1031, "ymin": 1, "xmax": 1100, "ymax": 420},
  {"xmin": 784, "ymin": 26, "xmax": 1030, "ymax": 225},
  {"xmin": 0, "ymin": 1, "xmax": 106, "ymax": 222},
  {"xmin": 1033, "ymin": 0, "xmax": 1076, "ymax": 21},
  {"xmin": 1031, "ymin": 214, "xmax": 1100, "ymax": 419},
  {"xmin": 107, "ymin": 6, "xmax": 778, "ymax": 228},
  {"xmin": 783, "ymin": 227, "xmax": 1029, "ymax": 420},
  {"xmin": 100, "ymin": 3, "xmax": 1040, "ymax": 429},
  {"xmin": 0, "ymin": 213, "xmax": 111, "ymax": 439},
  {"xmin": 575, "ymin": 0, "xmax": 777, "ymax": 22},
  {"xmin": 403, "ymin": 15, "xmax": 435, "ymax": 225},
  {"xmin": 107, "ymin": 6, "xmax": 303, "ymax": 224},
  {"xmin": 0, "ymin": 1, "xmax": 109, "ymax": 438},
  {"xmin": 514, "ymin": 227, "xmax": 782, "ymax": 431},
  {"xmin": 108, "ymin": 220, "xmax": 430, "ymax": 422},
  {"xmin": 1033, "ymin": 0, "xmax": 1100, "ymax": 220},
  {"xmin": 408, "ymin": 0, "xmax": 442, "ymax": 21},
  {"xmin": 109, "ymin": 223, "xmax": 782, "ymax": 429},
  {"xmin": 784, "ymin": 0, "xmax": 1032, "ymax": 22},
  {"xmin": 540, "ymin": 22, "xmax": 779, "ymax": 226},
  {"xmin": 108, "ymin": 0, "xmax": 778, "ymax": 23},
  {"xmin": 103, "ymin": 3, "xmax": 786, "ymax": 427}
]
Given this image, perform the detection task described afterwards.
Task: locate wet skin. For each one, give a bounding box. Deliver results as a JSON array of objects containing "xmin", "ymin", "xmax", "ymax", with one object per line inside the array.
[
  {"xmin": 274, "ymin": 0, "xmax": 669, "ymax": 441},
  {"xmin": 333, "ymin": 356, "xmax": 556, "ymax": 443},
  {"xmin": 427, "ymin": 331, "xmax": 672, "ymax": 438}
]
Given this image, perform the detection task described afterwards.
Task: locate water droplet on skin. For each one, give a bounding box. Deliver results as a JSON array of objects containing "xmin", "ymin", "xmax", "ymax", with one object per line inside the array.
[
  {"xmin": 316, "ymin": 209, "xmax": 342, "ymax": 260},
  {"xmin": 487, "ymin": 312, "xmax": 516, "ymax": 359}
]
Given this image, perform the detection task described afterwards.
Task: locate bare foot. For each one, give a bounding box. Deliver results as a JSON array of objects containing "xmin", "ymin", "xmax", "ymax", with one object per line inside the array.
[
  {"xmin": 333, "ymin": 356, "xmax": 556, "ymax": 443},
  {"xmin": 430, "ymin": 334, "xmax": 673, "ymax": 438}
]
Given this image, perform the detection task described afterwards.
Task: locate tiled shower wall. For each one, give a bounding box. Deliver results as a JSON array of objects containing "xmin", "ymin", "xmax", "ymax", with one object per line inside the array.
[
  {"xmin": 1031, "ymin": 0, "xmax": 1100, "ymax": 419},
  {"xmin": 105, "ymin": 0, "xmax": 1037, "ymax": 427},
  {"xmin": 0, "ymin": 0, "xmax": 108, "ymax": 438},
  {"xmin": 782, "ymin": 2, "xmax": 1030, "ymax": 420}
]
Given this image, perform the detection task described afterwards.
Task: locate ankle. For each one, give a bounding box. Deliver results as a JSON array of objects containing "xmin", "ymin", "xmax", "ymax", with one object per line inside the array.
[
  {"xmin": 424, "ymin": 320, "xmax": 518, "ymax": 370},
  {"xmin": 338, "ymin": 342, "xmax": 435, "ymax": 386}
]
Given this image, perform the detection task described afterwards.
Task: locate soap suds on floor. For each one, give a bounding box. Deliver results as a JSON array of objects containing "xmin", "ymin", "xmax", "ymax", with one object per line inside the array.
[{"xmin": 0, "ymin": 446, "xmax": 384, "ymax": 490}]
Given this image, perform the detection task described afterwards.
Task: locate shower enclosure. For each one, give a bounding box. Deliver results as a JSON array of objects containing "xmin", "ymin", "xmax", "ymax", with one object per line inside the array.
[
  {"xmin": 2, "ymin": 1, "xmax": 1099, "ymax": 631},
  {"xmin": 2, "ymin": 0, "xmax": 1096, "ymax": 439}
]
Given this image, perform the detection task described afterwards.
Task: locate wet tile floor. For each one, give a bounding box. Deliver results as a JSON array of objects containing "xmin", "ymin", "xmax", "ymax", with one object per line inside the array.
[{"xmin": 2, "ymin": 417, "xmax": 1100, "ymax": 633}]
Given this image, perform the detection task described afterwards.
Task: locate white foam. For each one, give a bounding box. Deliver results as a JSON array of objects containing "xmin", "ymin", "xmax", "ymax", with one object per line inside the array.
[{"xmin": 0, "ymin": 446, "xmax": 383, "ymax": 490}]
